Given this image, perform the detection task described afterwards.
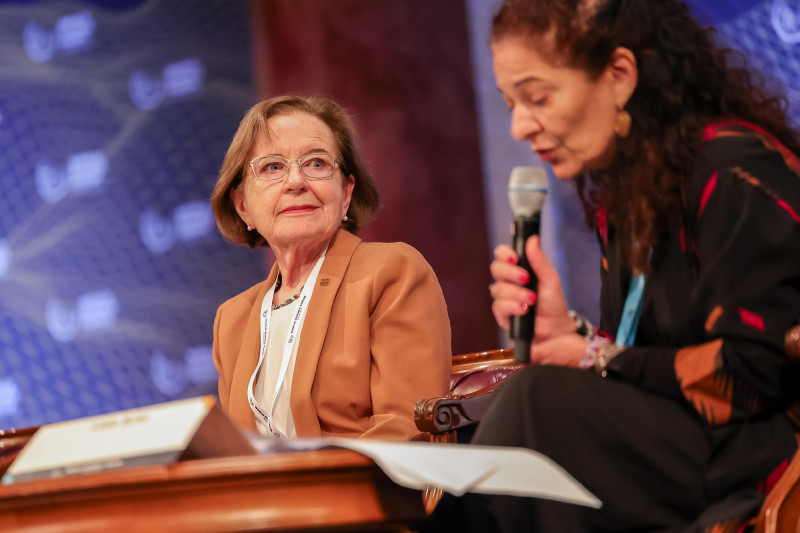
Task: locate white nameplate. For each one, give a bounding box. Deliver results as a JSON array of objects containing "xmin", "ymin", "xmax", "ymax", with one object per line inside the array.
[{"xmin": 3, "ymin": 396, "xmax": 254, "ymax": 484}]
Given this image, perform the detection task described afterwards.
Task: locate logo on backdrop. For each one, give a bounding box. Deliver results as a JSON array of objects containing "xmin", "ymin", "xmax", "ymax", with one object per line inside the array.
[
  {"xmin": 23, "ymin": 10, "xmax": 96, "ymax": 63},
  {"xmin": 45, "ymin": 289, "xmax": 119, "ymax": 343},
  {"xmin": 35, "ymin": 150, "xmax": 108, "ymax": 204},
  {"xmin": 139, "ymin": 201, "xmax": 214, "ymax": 254},
  {"xmin": 773, "ymin": 0, "xmax": 800, "ymax": 44},
  {"xmin": 0, "ymin": 378, "xmax": 21, "ymax": 418},
  {"xmin": 0, "ymin": 240, "xmax": 10, "ymax": 279},
  {"xmin": 150, "ymin": 346, "xmax": 216, "ymax": 397},
  {"xmin": 129, "ymin": 58, "xmax": 206, "ymax": 110}
]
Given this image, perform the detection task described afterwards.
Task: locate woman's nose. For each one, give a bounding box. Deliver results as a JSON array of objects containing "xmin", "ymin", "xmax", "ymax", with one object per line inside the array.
[
  {"xmin": 283, "ymin": 162, "xmax": 308, "ymax": 188},
  {"xmin": 510, "ymin": 107, "xmax": 542, "ymax": 142}
]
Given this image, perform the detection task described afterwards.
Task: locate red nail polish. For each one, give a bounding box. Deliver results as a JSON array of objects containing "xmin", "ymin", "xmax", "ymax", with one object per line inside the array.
[
  {"xmin": 528, "ymin": 292, "xmax": 537, "ymax": 304},
  {"xmin": 519, "ymin": 272, "xmax": 530, "ymax": 284},
  {"xmin": 508, "ymin": 256, "xmax": 517, "ymax": 265},
  {"xmin": 520, "ymin": 302, "xmax": 529, "ymax": 311}
]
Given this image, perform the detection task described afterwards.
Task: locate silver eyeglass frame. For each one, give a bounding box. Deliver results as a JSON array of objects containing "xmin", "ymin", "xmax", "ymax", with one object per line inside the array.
[{"xmin": 248, "ymin": 153, "xmax": 340, "ymax": 182}]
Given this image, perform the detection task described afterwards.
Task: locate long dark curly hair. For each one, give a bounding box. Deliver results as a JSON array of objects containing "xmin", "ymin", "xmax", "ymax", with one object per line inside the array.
[{"xmin": 492, "ymin": 0, "xmax": 800, "ymax": 272}]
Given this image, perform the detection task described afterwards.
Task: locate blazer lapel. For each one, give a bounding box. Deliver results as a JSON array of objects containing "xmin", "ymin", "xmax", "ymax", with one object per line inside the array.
[
  {"xmin": 290, "ymin": 229, "xmax": 360, "ymax": 437},
  {"xmin": 227, "ymin": 265, "xmax": 279, "ymax": 432}
]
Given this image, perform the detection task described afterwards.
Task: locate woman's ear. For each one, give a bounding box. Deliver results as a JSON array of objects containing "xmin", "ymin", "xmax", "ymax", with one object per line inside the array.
[
  {"xmin": 608, "ymin": 47, "xmax": 638, "ymax": 108},
  {"xmin": 231, "ymin": 185, "xmax": 250, "ymax": 228},
  {"xmin": 343, "ymin": 174, "xmax": 355, "ymax": 213}
]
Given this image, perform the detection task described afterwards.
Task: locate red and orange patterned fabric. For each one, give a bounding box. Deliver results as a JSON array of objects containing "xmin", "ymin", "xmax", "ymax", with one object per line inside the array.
[{"xmin": 600, "ymin": 121, "xmax": 800, "ymax": 427}]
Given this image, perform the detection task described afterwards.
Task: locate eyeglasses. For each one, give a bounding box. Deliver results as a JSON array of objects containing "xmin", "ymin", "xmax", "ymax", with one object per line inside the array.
[{"xmin": 249, "ymin": 153, "xmax": 340, "ymax": 182}]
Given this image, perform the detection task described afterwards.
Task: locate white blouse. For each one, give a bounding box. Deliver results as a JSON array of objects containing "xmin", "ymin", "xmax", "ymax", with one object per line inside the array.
[{"xmin": 253, "ymin": 298, "xmax": 300, "ymax": 438}]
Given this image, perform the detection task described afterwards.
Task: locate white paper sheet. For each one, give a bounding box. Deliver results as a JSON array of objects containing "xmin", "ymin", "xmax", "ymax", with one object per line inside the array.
[{"xmin": 248, "ymin": 435, "xmax": 601, "ymax": 509}]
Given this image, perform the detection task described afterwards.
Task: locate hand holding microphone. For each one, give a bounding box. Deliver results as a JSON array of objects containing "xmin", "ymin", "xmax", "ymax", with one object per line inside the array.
[{"xmin": 489, "ymin": 167, "xmax": 577, "ymax": 364}]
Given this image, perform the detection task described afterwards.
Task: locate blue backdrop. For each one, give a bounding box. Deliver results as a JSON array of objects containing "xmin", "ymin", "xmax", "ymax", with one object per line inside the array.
[
  {"xmin": 0, "ymin": 0, "xmax": 264, "ymax": 427},
  {"xmin": 689, "ymin": 0, "xmax": 800, "ymax": 125}
]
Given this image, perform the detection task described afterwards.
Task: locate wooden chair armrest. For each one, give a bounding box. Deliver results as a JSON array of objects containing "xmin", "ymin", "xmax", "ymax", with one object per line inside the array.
[
  {"xmin": 451, "ymin": 348, "xmax": 515, "ymax": 374},
  {"xmin": 415, "ymin": 364, "xmax": 524, "ymax": 434},
  {"xmin": 415, "ymin": 384, "xmax": 504, "ymax": 434}
]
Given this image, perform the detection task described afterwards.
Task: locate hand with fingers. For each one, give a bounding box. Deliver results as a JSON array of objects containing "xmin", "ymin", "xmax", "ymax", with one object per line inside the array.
[{"xmin": 489, "ymin": 235, "xmax": 586, "ymax": 366}]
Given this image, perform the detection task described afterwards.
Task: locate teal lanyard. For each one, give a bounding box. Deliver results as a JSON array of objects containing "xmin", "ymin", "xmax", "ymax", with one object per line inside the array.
[{"xmin": 615, "ymin": 273, "xmax": 645, "ymax": 348}]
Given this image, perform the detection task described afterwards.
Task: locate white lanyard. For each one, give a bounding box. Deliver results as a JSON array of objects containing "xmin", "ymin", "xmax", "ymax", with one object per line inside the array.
[{"xmin": 247, "ymin": 250, "xmax": 327, "ymax": 438}]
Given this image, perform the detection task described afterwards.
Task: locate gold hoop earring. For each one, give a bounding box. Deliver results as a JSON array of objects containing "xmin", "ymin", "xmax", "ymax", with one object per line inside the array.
[{"xmin": 615, "ymin": 108, "xmax": 631, "ymax": 138}]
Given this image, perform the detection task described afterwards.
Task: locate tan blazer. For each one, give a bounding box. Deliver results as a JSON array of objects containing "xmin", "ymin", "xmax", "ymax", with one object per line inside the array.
[{"xmin": 213, "ymin": 229, "xmax": 452, "ymax": 440}]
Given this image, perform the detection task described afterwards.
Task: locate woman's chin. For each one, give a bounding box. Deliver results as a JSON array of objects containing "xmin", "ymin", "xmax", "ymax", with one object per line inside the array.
[
  {"xmin": 550, "ymin": 161, "xmax": 581, "ymax": 181},
  {"xmin": 270, "ymin": 224, "xmax": 338, "ymax": 252}
]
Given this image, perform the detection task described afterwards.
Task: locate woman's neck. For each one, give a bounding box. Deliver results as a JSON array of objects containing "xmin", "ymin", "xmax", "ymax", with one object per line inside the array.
[{"xmin": 271, "ymin": 238, "xmax": 330, "ymax": 295}]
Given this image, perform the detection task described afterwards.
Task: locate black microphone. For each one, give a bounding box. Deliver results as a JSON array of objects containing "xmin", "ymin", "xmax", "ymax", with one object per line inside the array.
[{"xmin": 508, "ymin": 167, "xmax": 548, "ymax": 363}]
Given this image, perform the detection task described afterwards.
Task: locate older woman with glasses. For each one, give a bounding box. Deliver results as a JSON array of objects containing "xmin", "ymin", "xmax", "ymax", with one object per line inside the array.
[{"xmin": 210, "ymin": 95, "xmax": 451, "ymax": 440}]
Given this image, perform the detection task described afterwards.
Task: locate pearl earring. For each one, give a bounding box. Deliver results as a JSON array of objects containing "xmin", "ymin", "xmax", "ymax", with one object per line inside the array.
[
  {"xmin": 342, "ymin": 215, "xmax": 349, "ymax": 222},
  {"xmin": 246, "ymin": 224, "xmax": 253, "ymax": 231}
]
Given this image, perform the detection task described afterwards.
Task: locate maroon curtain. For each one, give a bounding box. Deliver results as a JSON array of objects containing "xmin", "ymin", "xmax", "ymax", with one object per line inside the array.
[{"xmin": 250, "ymin": 0, "xmax": 496, "ymax": 354}]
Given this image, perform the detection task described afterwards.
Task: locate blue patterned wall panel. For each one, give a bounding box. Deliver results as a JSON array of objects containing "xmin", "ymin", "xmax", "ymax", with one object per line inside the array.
[
  {"xmin": 0, "ymin": 0, "xmax": 263, "ymax": 427},
  {"xmin": 689, "ymin": 0, "xmax": 800, "ymax": 124}
]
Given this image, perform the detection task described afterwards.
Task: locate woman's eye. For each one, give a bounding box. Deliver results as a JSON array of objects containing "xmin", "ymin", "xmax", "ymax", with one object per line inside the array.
[
  {"xmin": 304, "ymin": 157, "xmax": 330, "ymax": 169},
  {"xmin": 528, "ymin": 95, "xmax": 548, "ymax": 107},
  {"xmin": 266, "ymin": 163, "xmax": 283, "ymax": 172}
]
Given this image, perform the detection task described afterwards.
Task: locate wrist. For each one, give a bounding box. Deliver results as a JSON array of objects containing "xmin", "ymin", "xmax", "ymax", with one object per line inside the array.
[
  {"xmin": 579, "ymin": 335, "xmax": 607, "ymax": 369},
  {"xmin": 570, "ymin": 311, "xmax": 626, "ymax": 375},
  {"xmin": 594, "ymin": 343, "xmax": 626, "ymax": 377},
  {"xmin": 570, "ymin": 311, "xmax": 601, "ymax": 369}
]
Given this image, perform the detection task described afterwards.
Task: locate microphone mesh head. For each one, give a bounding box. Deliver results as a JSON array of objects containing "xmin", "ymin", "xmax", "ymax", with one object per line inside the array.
[{"xmin": 508, "ymin": 166, "xmax": 547, "ymax": 218}]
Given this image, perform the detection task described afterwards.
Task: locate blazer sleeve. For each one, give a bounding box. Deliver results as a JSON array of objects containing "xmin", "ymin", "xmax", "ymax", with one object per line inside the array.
[
  {"xmin": 608, "ymin": 137, "xmax": 800, "ymax": 426},
  {"xmin": 358, "ymin": 244, "xmax": 452, "ymax": 440},
  {"xmin": 212, "ymin": 305, "xmax": 231, "ymax": 413}
]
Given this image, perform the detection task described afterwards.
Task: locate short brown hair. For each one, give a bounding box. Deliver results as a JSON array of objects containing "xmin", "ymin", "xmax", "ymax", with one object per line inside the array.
[{"xmin": 211, "ymin": 95, "xmax": 381, "ymax": 248}]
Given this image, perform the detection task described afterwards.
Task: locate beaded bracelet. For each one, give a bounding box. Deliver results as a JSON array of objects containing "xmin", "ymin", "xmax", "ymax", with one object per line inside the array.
[
  {"xmin": 569, "ymin": 310, "xmax": 601, "ymax": 369},
  {"xmin": 569, "ymin": 311, "xmax": 623, "ymax": 375},
  {"xmin": 579, "ymin": 334, "xmax": 607, "ymax": 369}
]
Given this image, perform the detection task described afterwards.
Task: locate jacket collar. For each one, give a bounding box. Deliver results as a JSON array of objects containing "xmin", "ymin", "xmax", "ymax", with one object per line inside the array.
[{"xmin": 289, "ymin": 229, "xmax": 361, "ymax": 436}]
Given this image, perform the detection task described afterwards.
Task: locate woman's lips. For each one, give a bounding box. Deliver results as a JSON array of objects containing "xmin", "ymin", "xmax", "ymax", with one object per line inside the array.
[
  {"xmin": 536, "ymin": 148, "xmax": 556, "ymax": 162},
  {"xmin": 280, "ymin": 205, "xmax": 319, "ymax": 215}
]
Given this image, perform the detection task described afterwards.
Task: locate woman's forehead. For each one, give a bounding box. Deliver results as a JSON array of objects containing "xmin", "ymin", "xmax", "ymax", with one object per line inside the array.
[{"xmin": 254, "ymin": 112, "xmax": 337, "ymax": 154}]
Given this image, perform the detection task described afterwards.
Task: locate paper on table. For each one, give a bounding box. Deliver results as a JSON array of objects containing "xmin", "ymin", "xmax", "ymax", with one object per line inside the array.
[
  {"xmin": 330, "ymin": 439, "xmax": 498, "ymax": 494},
  {"xmin": 331, "ymin": 439, "xmax": 600, "ymax": 508},
  {"xmin": 460, "ymin": 446, "xmax": 601, "ymax": 507},
  {"xmin": 250, "ymin": 435, "xmax": 600, "ymax": 509}
]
